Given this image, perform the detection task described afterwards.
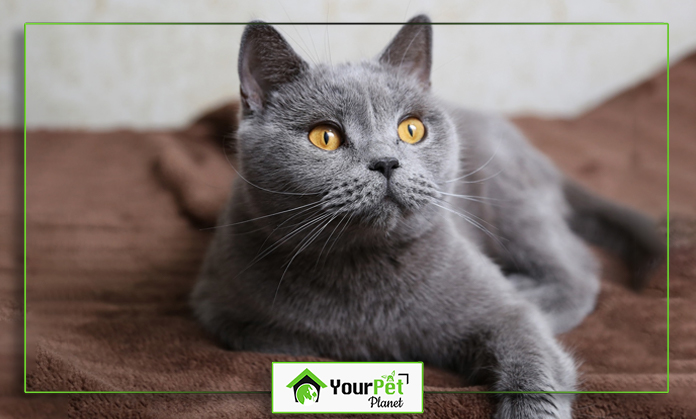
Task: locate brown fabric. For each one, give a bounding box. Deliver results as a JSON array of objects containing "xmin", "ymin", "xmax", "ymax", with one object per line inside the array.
[{"xmin": 1, "ymin": 54, "xmax": 694, "ymax": 417}]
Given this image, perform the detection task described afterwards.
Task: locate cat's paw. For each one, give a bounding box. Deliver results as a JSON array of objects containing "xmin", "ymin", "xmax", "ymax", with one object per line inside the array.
[{"xmin": 494, "ymin": 393, "xmax": 572, "ymax": 419}]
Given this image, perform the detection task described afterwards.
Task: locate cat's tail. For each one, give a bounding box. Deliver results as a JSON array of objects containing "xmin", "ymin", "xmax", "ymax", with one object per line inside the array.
[{"xmin": 563, "ymin": 179, "xmax": 665, "ymax": 290}]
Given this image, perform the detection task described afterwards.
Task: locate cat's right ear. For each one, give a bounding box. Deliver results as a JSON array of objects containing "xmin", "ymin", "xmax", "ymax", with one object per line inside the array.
[{"xmin": 238, "ymin": 22, "xmax": 308, "ymax": 113}]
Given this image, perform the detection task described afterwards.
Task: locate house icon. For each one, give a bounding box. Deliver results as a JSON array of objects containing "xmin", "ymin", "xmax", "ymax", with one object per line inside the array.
[{"xmin": 286, "ymin": 368, "xmax": 328, "ymax": 404}]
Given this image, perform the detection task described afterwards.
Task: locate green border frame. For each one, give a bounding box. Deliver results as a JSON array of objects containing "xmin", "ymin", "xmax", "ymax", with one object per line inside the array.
[
  {"xmin": 22, "ymin": 21, "xmax": 670, "ymax": 396},
  {"xmin": 271, "ymin": 362, "xmax": 424, "ymax": 414}
]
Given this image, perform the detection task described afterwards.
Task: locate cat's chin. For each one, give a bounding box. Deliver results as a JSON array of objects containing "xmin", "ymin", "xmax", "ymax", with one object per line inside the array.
[{"xmin": 354, "ymin": 197, "xmax": 429, "ymax": 238}]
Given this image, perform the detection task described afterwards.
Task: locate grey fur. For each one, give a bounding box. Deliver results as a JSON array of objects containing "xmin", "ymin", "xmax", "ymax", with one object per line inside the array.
[{"xmin": 192, "ymin": 15, "xmax": 662, "ymax": 419}]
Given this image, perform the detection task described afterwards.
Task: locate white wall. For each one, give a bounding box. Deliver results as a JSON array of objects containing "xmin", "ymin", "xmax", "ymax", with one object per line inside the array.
[{"xmin": 2, "ymin": 0, "xmax": 695, "ymax": 129}]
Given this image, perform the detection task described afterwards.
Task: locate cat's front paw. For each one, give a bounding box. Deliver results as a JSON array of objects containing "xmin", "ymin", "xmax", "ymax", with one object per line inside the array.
[{"xmin": 494, "ymin": 393, "xmax": 572, "ymax": 419}]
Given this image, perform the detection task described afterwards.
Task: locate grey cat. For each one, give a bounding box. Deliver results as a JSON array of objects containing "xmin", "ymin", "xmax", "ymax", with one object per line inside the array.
[{"xmin": 191, "ymin": 16, "xmax": 663, "ymax": 419}]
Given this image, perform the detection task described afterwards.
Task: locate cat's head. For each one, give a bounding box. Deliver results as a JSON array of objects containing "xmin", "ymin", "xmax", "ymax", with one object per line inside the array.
[{"xmin": 234, "ymin": 15, "xmax": 459, "ymax": 240}]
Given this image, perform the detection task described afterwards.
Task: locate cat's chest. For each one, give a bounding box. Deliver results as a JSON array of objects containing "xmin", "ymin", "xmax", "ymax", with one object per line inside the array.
[
  {"xmin": 274, "ymin": 277, "xmax": 429, "ymax": 359},
  {"xmin": 268, "ymin": 257, "xmax": 473, "ymax": 362},
  {"xmin": 274, "ymin": 250, "xmax": 454, "ymax": 320}
]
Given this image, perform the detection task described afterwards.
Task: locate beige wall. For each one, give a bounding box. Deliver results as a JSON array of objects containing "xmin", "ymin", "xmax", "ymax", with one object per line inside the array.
[{"xmin": 2, "ymin": 0, "xmax": 695, "ymax": 129}]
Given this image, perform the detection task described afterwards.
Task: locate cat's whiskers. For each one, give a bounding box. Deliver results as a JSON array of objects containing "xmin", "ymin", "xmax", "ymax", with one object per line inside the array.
[
  {"xmin": 228, "ymin": 211, "xmax": 334, "ymax": 286},
  {"xmin": 253, "ymin": 206, "xmax": 325, "ymax": 259},
  {"xmin": 453, "ymin": 168, "xmax": 505, "ymax": 184},
  {"xmin": 429, "ymin": 196, "xmax": 520, "ymax": 271},
  {"xmin": 437, "ymin": 191, "xmax": 506, "ymax": 207},
  {"xmin": 232, "ymin": 212, "xmax": 326, "ymax": 280},
  {"xmin": 303, "ymin": 25, "xmax": 322, "ymax": 65},
  {"xmin": 272, "ymin": 213, "xmax": 339, "ymax": 306},
  {"xmin": 325, "ymin": 212, "xmax": 355, "ymax": 258},
  {"xmin": 445, "ymin": 139, "xmax": 502, "ymax": 183},
  {"xmin": 324, "ymin": 6, "xmax": 332, "ymax": 66},
  {"xmin": 273, "ymin": 3, "xmax": 319, "ymax": 65},
  {"xmin": 201, "ymin": 201, "xmax": 323, "ymax": 231},
  {"xmin": 402, "ymin": 0, "xmax": 413, "ymax": 22},
  {"xmin": 430, "ymin": 196, "xmax": 499, "ymax": 231},
  {"xmin": 272, "ymin": 206, "xmax": 326, "ymax": 229},
  {"xmin": 427, "ymin": 198, "xmax": 505, "ymax": 248},
  {"xmin": 315, "ymin": 211, "xmax": 349, "ymax": 268},
  {"xmin": 250, "ymin": 212, "xmax": 334, "ymax": 266},
  {"xmin": 431, "ymin": 54, "xmax": 464, "ymax": 75},
  {"xmin": 282, "ymin": 214, "xmax": 335, "ymax": 271},
  {"xmin": 209, "ymin": 215, "xmax": 318, "ymax": 237}
]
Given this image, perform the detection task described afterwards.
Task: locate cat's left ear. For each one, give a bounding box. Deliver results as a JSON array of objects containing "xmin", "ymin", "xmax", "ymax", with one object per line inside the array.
[
  {"xmin": 379, "ymin": 15, "xmax": 432, "ymax": 88},
  {"xmin": 238, "ymin": 21, "xmax": 308, "ymax": 113}
]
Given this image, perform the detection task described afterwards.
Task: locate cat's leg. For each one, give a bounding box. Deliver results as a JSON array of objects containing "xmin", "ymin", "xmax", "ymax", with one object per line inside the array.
[
  {"xmin": 488, "ymin": 314, "xmax": 576, "ymax": 419},
  {"xmin": 410, "ymin": 246, "xmax": 578, "ymax": 418},
  {"xmin": 443, "ymin": 299, "xmax": 576, "ymax": 419},
  {"xmin": 495, "ymin": 204, "xmax": 600, "ymax": 334}
]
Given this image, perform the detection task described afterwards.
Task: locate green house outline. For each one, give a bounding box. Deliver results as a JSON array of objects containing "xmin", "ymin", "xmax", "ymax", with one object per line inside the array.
[{"xmin": 286, "ymin": 368, "xmax": 328, "ymax": 389}]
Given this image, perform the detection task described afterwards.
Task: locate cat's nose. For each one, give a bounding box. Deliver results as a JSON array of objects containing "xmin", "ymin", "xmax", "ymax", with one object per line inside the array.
[{"xmin": 368, "ymin": 157, "xmax": 400, "ymax": 180}]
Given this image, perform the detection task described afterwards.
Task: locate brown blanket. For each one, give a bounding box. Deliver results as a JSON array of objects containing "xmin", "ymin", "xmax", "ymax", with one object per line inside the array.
[{"xmin": 1, "ymin": 53, "xmax": 695, "ymax": 418}]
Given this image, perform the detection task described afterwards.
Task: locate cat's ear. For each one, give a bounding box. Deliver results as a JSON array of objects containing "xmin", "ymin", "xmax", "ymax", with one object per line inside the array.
[
  {"xmin": 238, "ymin": 21, "xmax": 308, "ymax": 113},
  {"xmin": 379, "ymin": 15, "xmax": 432, "ymax": 88}
]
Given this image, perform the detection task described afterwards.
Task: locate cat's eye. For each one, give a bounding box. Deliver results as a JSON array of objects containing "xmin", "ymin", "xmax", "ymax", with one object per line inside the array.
[
  {"xmin": 308, "ymin": 125, "xmax": 342, "ymax": 151},
  {"xmin": 398, "ymin": 117, "xmax": 425, "ymax": 144}
]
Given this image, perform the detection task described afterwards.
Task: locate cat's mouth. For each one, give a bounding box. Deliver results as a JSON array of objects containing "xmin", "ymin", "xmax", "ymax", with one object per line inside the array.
[
  {"xmin": 383, "ymin": 194, "xmax": 399, "ymax": 205},
  {"xmin": 318, "ymin": 174, "xmax": 437, "ymax": 232},
  {"xmin": 383, "ymin": 186, "xmax": 401, "ymax": 206},
  {"xmin": 362, "ymin": 182, "xmax": 429, "ymax": 227},
  {"xmin": 379, "ymin": 194, "xmax": 404, "ymax": 221}
]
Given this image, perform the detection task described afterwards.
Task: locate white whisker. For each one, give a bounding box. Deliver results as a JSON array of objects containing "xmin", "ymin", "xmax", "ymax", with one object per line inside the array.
[
  {"xmin": 325, "ymin": 212, "xmax": 354, "ymax": 257},
  {"xmin": 201, "ymin": 201, "xmax": 323, "ymax": 231},
  {"xmin": 431, "ymin": 197, "xmax": 498, "ymax": 231},
  {"xmin": 451, "ymin": 168, "xmax": 505, "ymax": 185},
  {"xmin": 445, "ymin": 139, "xmax": 502, "ymax": 183},
  {"xmin": 315, "ymin": 212, "xmax": 346, "ymax": 267},
  {"xmin": 254, "ymin": 207, "xmax": 325, "ymax": 258},
  {"xmin": 274, "ymin": 2, "xmax": 318, "ymax": 65},
  {"xmin": 250, "ymin": 212, "xmax": 333, "ymax": 267},
  {"xmin": 324, "ymin": 6, "xmax": 332, "ymax": 66},
  {"xmin": 439, "ymin": 191, "xmax": 504, "ymax": 202},
  {"xmin": 429, "ymin": 199, "xmax": 503, "ymax": 246},
  {"xmin": 272, "ymin": 214, "xmax": 337, "ymax": 305}
]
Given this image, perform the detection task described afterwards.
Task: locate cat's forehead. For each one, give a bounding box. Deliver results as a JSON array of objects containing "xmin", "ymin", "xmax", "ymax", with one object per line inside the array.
[
  {"xmin": 310, "ymin": 62, "xmax": 423, "ymax": 100},
  {"xmin": 266, "ymin": 61, "xmax": 431, "ymax": 124}
]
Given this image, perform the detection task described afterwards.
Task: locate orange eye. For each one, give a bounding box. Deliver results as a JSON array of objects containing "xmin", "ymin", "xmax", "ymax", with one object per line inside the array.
[
  {"xmin": 308, "ymin": 125, "xmax": 342, "ymax": 151},
  {"xmin": 398, "ymin": 117, "xmax": 425, "ymax": 144}
]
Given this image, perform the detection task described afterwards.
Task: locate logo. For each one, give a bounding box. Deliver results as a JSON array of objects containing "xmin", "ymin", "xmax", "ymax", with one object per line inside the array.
[
  {"xmin": 330, "ymin": 369, "xmax": 410, "ymax": 408},
  {"xmin": 286, "ymin": 368, "xmax": 328, "ymax": 404},
  {"xmin": 273, "ymin": 362, "xmax": 423, "ymax": 413}
]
